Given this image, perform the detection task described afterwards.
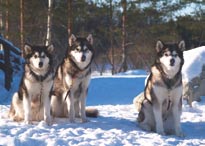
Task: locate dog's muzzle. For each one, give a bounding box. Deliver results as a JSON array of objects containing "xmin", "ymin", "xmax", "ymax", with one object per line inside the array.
[
  {"xmin": 81, "ymin": 55, "xmax": 86, "ymax": 62},
  {"xmin": 170, "ymin": 58, "xmax": 175, "ymax": 66},
  {"xmin": 39, "ymin": 62, "xmax": 43, "ymax": 68}
]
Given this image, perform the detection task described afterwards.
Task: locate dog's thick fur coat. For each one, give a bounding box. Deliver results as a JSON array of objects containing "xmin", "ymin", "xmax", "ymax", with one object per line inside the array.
[
  {"xmin": 134, "ymin": 40, "xmax": 185, "ymax": 136},
  {"xmin": 51, "ymin": 34, "xmax": 98, "ymax": 123},
  {"xmin": 9, "ymin": 44, "xmax": 54, "ymax": 125}
]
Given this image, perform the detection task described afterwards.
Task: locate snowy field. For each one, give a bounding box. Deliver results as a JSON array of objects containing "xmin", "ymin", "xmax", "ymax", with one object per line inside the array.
[{"xmin": 0, "ymin": 46, "xmax": 205, "ymax": 146}]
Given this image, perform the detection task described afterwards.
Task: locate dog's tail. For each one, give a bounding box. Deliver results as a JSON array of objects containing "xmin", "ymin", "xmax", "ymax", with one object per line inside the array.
[{"xmin": 86, "ymin": 108, "xmax": 99, "ymax": 118}]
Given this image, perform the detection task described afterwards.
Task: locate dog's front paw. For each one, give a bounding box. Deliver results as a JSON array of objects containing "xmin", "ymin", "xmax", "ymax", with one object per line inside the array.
[
  {"xmin": 24, "ymin": 120, "xmax": 32, "ymax": 124},
  {"xmin": 82, "ymin": 118, "xmax": 89, "ymax": 123},
  {"xmin": 139, "ymin": 123, "xmax": 152, "ymax": 132},
  {"xmin": 69, "ymin": 118, "xmax": 75, "ymax": 123},
  {"xmin": 12, "ymin": 115, "xmax": 23, "ymax": 122},
  {"xmin": 45, "ymin": 117, "xmax": 52, "ymax": 126},
  {"xmin": 156, "ymin": 129, "xmax": 165, "ymax": 136},
  {"xmin": 176, "ymin": 130, "xmax": 184, "ymax": 137}
]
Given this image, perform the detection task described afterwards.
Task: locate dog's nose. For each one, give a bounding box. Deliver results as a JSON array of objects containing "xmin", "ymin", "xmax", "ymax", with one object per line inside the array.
[
  {"xmin": 39, "ymin": 62, "xmax": 43, "ymax": 68},
  {"xmin": 81, "ymin": 55, "xmax": 86, "ymax": 62},
  {"xmin": 170, "ymin": 58, "xmax": 175, "ymax": 66}
]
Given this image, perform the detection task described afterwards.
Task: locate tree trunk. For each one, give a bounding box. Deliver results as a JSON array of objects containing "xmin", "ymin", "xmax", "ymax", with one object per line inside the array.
[
  {"xmin": 5, "ymin": 0, "xmax": 9, "ymax": 39},
  {"xmin": 0, "ymin": 0, "xmax": 3, "ymax": 33},
  {"xmin": 0, "ymin": 0, "xmax": 3, "ymax": 50},
  {"xmin": 109, "ymin": 0, "xmax": 115, "ymax": 75},
  {"xmin": 20, "ymin": 0, "xmax": 24, "ymax": 51},
  {"xmin": 119, "ymin": 0, "xmax": 127, "ymax": 72},
  {"xmin": 45, "ymin": 0, "xmax": 52, "ymax": 46},
  {"xmin": 67, "ymin": 0, "xmax": 72, "ymax": 37}
]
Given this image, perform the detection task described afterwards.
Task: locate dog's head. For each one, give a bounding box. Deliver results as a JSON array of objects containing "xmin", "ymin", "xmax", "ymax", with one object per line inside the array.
[
  {"xmin": 68, "ymin": 34, "xmax": 94, "ymax": 70},
  {"xmin": 155, "ymin": 40, "xmax": 185, "ymax": 78},
  {"xmin": 23, "ymin": 44, "xmax": 54, "ymax": 71}
]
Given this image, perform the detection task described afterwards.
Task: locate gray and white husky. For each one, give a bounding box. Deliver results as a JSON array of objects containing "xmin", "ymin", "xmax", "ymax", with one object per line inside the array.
[
  {"xmin": 51, "ymin": 34, "xmax": 98, "ymax": 123},
  {"xmin": 133, "ymin": 40, "xmax": 185, "ymax": 136},
  {"xmin": 9, "ymin": 44, "xmax": 54, "ymax": 125}
]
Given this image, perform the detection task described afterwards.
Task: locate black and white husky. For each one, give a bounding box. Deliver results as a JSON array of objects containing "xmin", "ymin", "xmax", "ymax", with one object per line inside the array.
[
  {"xmin": 51, "ymin": 34, "xmax": 98, "ymax": 123},
  {"xmin": 134, "ymin": 40, "xmax": 185, "ymax": 136},
  {"xmin": 9, "ymin": 44, "xmax": 54, "ymax": 125}
]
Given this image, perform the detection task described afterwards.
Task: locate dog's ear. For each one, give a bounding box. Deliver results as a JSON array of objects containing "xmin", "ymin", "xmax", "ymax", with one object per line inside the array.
[
  {"xmin": 156, "ymin": 40, "xmax": 164, "ymax": 52},
  {"xmin": 47, "ymin": 44, "xmax": 54, "ymax": 54},
  {"xmin": 87, "ymin": 34, "xmax": 93, "ymax": 45},
  {"xmin": 178, "ymin": 40, "xmax": 185, "ymax": 51},
  {"xmin": 69, "ymin": 34, "xmax": 76, "ymax": 47},
  {"xmin": 24, "ymin": 43, "xmax": 32, "ymax": 56}
]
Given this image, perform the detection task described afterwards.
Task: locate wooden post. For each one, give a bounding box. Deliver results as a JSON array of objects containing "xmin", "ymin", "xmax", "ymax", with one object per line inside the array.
[
  {"xmin": 0, "ymin": 37, "xmax": 21, "ymax": 90},
  {"xmin": 4, "ymin": 46, "xmax": 12, "ymax": 90}
]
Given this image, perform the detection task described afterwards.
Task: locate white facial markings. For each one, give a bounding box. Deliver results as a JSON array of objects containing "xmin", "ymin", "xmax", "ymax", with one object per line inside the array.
[
  {"xmin": 71, "ymin": 50, "xmax": 84, "ymax": 63},
  {"xmin": 83, "ymin": 46, "xmax": 88, "ymax": 52},
  {"xmin": 172, "ymin": 51, "xmax": 177, "ymax": 57},
  {"xmin": 160, "ymin": 50, "xmax": 181, "ymax": 78},
  {"xmin": 70, "ymin": 45, "xmax": 93, "ymax": 70},
  {"xmin": 31, "ymin": 52, "xmax": 40, "ymax": 69},
  {"xmin": 30, "ymin": 52, "xmax": 50, "ymax": 71}
]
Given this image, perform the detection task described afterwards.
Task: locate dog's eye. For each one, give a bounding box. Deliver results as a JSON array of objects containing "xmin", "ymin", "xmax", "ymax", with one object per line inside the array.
[
  {"xmin": 76, "ymin": 48, "xmax": 81, "ymax": 52},
  {"xmin": 164, "ymin": 53, "xmax": 169, "ymax": 57},
  {"xmin": 84, "ymin": 48, "xmax": 88, "ymax": 52},
  {"xmin": 34, "ymin": 55, "xmax": 38, "ymax": 58},
  {"xmin": 42, "ymin": 55, "xmax": 45, "ymax": 58},
  {"xmin": 173, "ymin": 54, "xmax": 178, "ymax": 57}
]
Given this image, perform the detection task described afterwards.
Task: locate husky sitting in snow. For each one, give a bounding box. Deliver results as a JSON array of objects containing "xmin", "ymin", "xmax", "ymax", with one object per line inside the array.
[
  {"xmin": 9, "ymin": 44, "xmax": 54, "ymax": 125},
  {"xmin": 51, "ymin": 34, "xmax": 98, "ymax": 123},
  {"xmin": 134, "ymin": 40, "xmax": 185, "ymax": 136}
]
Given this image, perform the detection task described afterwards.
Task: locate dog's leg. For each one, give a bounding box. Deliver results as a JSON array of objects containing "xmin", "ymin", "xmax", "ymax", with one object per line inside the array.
[
  {"xmin": 153, "ymin": 103, "xmax": 165, "ymax": 135},
  {"xmin": 9, "ymin": 93, "xmax": 24, "ymax": 121},
  {"xmin": 64, "ymin": 75, "xmax": 75, "ymax": 122},
  {"xmin": 74, "ymin": 101, "xmax": 80, "ymax": 118},
  {"xmin": 172, "ymin": 105, "xmax": 183, "ymax": 137},
  {"xmin": 138, "ymin": 100, "xmax": 154, "ymax": 131},
  {"xmin": 172, "ymin": 99, "xmax": 183, "ymax": 137},
  {"xmin": 43, "ymin": 93, "xmax": 51, "ymax": 125},
  {"xmin": 23, "ymin": 96, "xmax": 32, "ymax": 124},
  {"xmin": 80, "ymin": 96, "xmax": 88, "ymax": 122},
  {"xmin": 67, "ymin": 91, "xmax": 75, "ymax": 123},
  {"xmin": 80, "ymin": 80, "xmax": 90, "ymax": 122},
  {"xmin": 171, "ymin": 86, "xmax": 184, "ymax": 137}
]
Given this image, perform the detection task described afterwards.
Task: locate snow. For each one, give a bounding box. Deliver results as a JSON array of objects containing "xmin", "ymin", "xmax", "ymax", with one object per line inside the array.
[
  {"xmin": 182, "ymin": 46, "xmax": 205, "ymax": 82},
  {"xmin": 1, "ymin": 47, "xmax": 205, "ymax": 146}
]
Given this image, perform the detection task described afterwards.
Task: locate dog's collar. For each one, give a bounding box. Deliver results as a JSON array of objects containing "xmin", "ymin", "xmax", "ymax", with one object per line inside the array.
[
  {"xmin": 29, "ymin": 67, "xmax": 54, "ymax": 82},
  {"xmin": 156, "ymin": 63, "xmax": 182, "ymax": 89},
  {"xmin": 68, "ymin": 57, "xmax": 92, "ymax": 72}
]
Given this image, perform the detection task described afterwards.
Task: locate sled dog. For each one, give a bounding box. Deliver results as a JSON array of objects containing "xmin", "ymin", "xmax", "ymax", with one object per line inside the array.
[
  {"xmin": 9, "ymin": 44, "xmax": 54, "ymax": 125},
  {"xmin": 51, "ymin": 34, "xmax": 98, "ymax": 123},
  {"xmin": 134, "ymin": 40, "xmax": 185, "ymax": 136}
]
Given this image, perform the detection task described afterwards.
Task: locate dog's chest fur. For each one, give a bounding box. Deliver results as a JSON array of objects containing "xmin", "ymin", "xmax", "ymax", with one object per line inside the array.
[
  {"xmin": 54, "ymin": 58, "xmax": 91, "ymax": 96},
  {"xmin": 63, "ymin": 58, "xmax": 91, "ymax": 88},
  {"xmin": 23, "ymin": 66, "xmax": 53, "ymax": 104},
  {"xmin": 147, "ymin": 66, "xmax": 182, "ymax": 106}
]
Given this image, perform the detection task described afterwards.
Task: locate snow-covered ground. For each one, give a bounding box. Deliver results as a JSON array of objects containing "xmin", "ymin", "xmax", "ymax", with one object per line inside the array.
[
  {"xmin": 0, "ymin": 46, "xmax": 205, "ymax": 146},
  {"xmin": 182, "ymin": 46, "xmax": 205, "ymax": 82}
]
